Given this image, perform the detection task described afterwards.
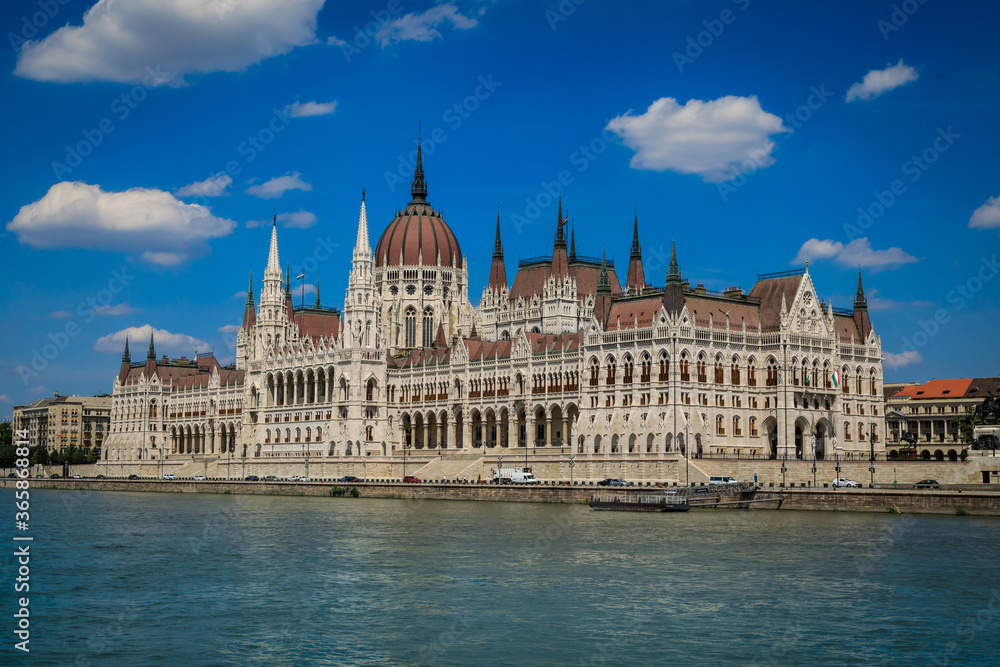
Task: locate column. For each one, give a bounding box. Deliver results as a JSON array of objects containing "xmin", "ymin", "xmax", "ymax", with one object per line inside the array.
[
  {"xmin": 423, "ymin": 421, "xmax": 429, "ymax": 450},
  {"xmin": 463, "ymin": 417, "xmax": 471, "ymax": 450},
  {"xmin": 563, "ymin": 415, "xmax": 570, "ymax": 449},
  {"xmin": 545, "ymin": 416, "xmax": 552, "ymax": 448},
  {"xmin": 528, "ymin": 413, "xmax": 535, "ymax": 448}
]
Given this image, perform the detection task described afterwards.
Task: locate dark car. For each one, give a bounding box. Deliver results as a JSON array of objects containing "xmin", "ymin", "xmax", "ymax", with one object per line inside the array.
[
  {"xmin": 50, "ymin": 474, "xmax": 60, "ymax": 479},
  {"xmin": 914, "ymin": 479, "xmax": 941, "ymax": 489},
  {"xmin": 95, "ymin": 474, "xmax": 105, "ymax": 479},
  {"xmin": 245, "ymin": 475, "xmax": 260, "ymax": 481},
  {"xmin": 597, "ymin": 478, "xmax": 630, "ymax": 487},
  {"xmin": 7, "ymin": 472, "xmax": 16, "ymax": 478},
  {"xmin": 403, "ymin": 476, "xmax": 420, "ymax": 483},
  {"xmin": 263, "ymin": 475, "xmax": 279, "ymax": 482},
  {"xmin": 127, "ymin": 474, "xmax": 139, "ymax": 480},
  {"xmin": 339, "ymin": 475, "xmax": 361, "ymax": 483}
]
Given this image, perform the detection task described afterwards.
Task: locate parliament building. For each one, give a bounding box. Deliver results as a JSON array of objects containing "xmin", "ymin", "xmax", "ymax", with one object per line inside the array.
[{"xmin": 102, "ymin": 141, "xmax": 887, "ymax": 480}]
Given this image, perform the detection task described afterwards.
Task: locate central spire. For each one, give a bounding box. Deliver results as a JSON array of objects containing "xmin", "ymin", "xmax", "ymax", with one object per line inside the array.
[
  {"xmin": 554, "ymin": 196, "xmax": 567, "ymax": 249},
  {"xmin": 265, "ymin": 213, "xmax": 280, "ymax": 278},
  {"xmin": 355, "ymin": 189, "xmax": 370, "ymax": 255},
  {"xmin": 411, "ymin": 123, "xmax": 427, "ymax": 202}
]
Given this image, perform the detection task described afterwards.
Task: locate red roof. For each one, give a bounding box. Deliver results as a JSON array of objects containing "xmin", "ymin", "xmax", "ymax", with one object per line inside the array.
[
  {"xmin": 510, "ymin": 260, "xmax": 623, "ymax": 302},
  {"xmin": 374, "ymin": 201, "xmax": 462, "ymax": 268},
  {"xmin": 748, "ymin": 274, "xmax": 803, "ymax": 330},
  {"xmin": 891, "ymin": 378, "xmax": 973, "ymax": 400}
]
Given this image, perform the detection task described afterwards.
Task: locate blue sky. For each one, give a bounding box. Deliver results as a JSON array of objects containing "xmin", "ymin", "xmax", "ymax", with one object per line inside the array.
[{"xmin": 1, "ymin": 0, "xmax": 998, "ymax": 418}]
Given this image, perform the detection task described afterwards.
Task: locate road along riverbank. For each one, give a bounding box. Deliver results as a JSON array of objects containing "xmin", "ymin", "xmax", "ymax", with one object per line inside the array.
[{"xmin": 5, "ymin": 479, "xmax": 1000, "ymax": 516}]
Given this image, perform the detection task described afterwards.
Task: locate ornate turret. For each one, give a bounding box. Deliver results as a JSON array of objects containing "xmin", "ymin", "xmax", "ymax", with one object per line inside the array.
[
  {"xmin": 144, "ymin": 333, "xmax": 157, "ymax": 378},
  {"xmin": 853, "ymin": 269, "xmax": 871, "ymax": 340},
  {"xmin": 314, "ymin": 281, "xmax": 321, "ymax": 309},
  {"xmin": 594, "ymin": 248, "xmax": 613, "ymax": 327},
  {"xmin": 662, "ymin": 239, "xmax": 685, "ymax": 316},
  {"xmin": 549, "ymin": 196, "xmax": 569, "ymax": 279},
  {"xmin": 487, "ymin": 208, "xmax": 507, "ymax": 291},
  {"xmin": 625, "ymin": 208, "xmax": 646, "ymax": 295},
  {"xmin": 118, "ymin": 337, "xmax": 131, "ymax": 384},
  {"xmin": 242, "ymin": 272, "xmax": 256, "ymax": 330},
  {"xmin": 284, "ymin": 263, "xmax": 294, "ymax": 321}
]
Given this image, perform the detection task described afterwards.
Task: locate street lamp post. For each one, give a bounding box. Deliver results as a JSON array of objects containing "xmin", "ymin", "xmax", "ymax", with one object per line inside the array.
[
  {"xmin": 781, "ymin": 455, "xmax": 787, "ymax": 487},
  {"xmin": 568, "ymin": 450, "xmax": 575, "ymax": 485}
]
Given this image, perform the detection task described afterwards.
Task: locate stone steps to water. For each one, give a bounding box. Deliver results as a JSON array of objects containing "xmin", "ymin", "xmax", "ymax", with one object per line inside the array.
[{"xmin": 411, "ymin": 456, "xmax": 485, "ymax": 481}]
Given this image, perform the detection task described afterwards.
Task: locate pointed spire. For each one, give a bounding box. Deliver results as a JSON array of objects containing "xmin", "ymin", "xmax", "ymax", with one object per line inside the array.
[
  {"xmin": 554, "ymin": 196, "xmax": 567, "ymax": 249},
  {"xmin": 354, "ymin": 192, "xmax": 370, "ymax": 255},
  {"xmin": 626, "ymin": 208, "xmax": 646, "ymax": 295},
  {"xmin": 265, "ymin": 214, "xmax": 280, "ymax": 277},
  {"xmin": 854, "ymin": 269, "xmax": 867, "ymax": 310},
  {"xmin": 122, "ymin": 336, "xmax": 130, "ymax": 363},
  {"xmin": 665, "ymin": 238, "xmax": 681, "ymax": 286},
  {"xmin": 242, "ymin": 272, "xmax": 257, "ymax": 330},
  {"xmin": 246, "ymin": 271, "xmax": 254, "ymax": 306},
  {"xmin": 470, "ymin": 321, "xmax": 478, "ymax": 339},
  {"xmin": 630, "ymin": 206, "xmax": 641, "ymax": 258},
  {"xmin": 488, "ymin": 208, "xmax": 508, "ymax": 291},
  {"xmin": 492, "ymin": 206, "xmax": 504, "ymax": 257},
  {"xmin": 434, "ymin": 322, "xmax": 447, "ymax": 348},
  {"xmin": 411, "ymin": 122, "xmax": 427, "ymax": 202},
  {"xmin": 569, "ymin": 224, "xmax": 576, "ymax": 261},
  {"xmin": 147, "ymin": 333, "xmax": 156, "ymax": 360},
  {"xmin": 314, "ymin": 280, "xmax": 321, "ymax": 308},
  {"xmin": 284, "ymin": 263, "xmax": 292, "ymax": 299}
]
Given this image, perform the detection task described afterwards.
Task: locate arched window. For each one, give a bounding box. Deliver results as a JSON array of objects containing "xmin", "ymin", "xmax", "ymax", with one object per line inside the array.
[
  {"xmin": 422, "ymin": 307, "xmax": 434, "ymax": 347},
  {"xmin": 733, "ymin": 416, "xmax": 741, "ymax": 436},
  {"xmin": 366, "ymin": 379, "xmax": 375, "ymax": 402},
  {"xmin": 405, "ymin": 307, "xmax": 416, "ymax": 348},
  {"xmin": 747, "ymin": 359, "xmax": 756, "ymax": 387},
  {"xmin": 716, "ymin": 415, "xmax": 725, "ymax": 435}
]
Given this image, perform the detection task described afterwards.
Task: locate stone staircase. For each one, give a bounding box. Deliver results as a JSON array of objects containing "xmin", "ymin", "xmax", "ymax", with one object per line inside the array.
[
  {"xmin": 167, "ymin": 457, "xmax": 219, "ymax": 478},
  {"xmin": 412, "ymin": 456, "xmax": 485, "ymax": 481}
]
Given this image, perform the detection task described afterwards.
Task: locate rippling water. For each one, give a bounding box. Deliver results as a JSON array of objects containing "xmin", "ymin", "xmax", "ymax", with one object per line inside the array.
[{"xmin": 6, "ymin": 489, "xmax": 1000, "ymax": 666}]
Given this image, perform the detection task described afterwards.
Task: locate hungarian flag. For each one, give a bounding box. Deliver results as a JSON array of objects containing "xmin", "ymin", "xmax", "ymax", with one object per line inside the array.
[
  {"xmin": 832, "ymin": 368, "xmax": 841, "ymax": 387},
  {"xmin": 805, "ymin": 369, "xmax": 813, "ymax": 386},
  {"xmin": 295, "ymin": 272, "xmax": 304, "ymax": 280}
]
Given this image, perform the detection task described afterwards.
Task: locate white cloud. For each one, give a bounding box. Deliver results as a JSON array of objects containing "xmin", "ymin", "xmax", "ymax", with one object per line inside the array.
[
  {"xmin": 846, "ymin": 59, "xmax": 918, "ymax": 102},
  {"xmin": 6, "ymin": 182, "xmax": 236, "ymax": 265},
  {"xmin": 327, "ymin": 36, "xmax": 347, "ymax": 46},
  {"xmin": 883, "ymin": 350, "xmax": 923, "ymax": 370},
  {"xmin": 792, "ymin": 238, "xmax": 843, "ymax": 263},
  {"xmin": 969, "ymin": 196, "xmax": 1000, "ymax": 230},
  {"xmin": 284, "ymin": 100, "xmax": 338, "ymax": 117},
  {"xmin": 605, "ymin": 95, "xmax": 790, "ymax": 182},
  {"xmin": 376, "ymin": 3, "xmax": 478, "ymax": 46},
  {"xmin": 175, "ymin": 173, "xmax": 233, "ymax": 198},
  {"xmin": 219, "ymin": 324, "xmax": 241, "ymax": 334},
  {"xmin": 792, "ymin": 237, "xmax": 919, "ymax": 272},
  {"xmin": 278, "ymin": 210, "xmax": 317, "ymax": 229},
  {"xmin": 49, "ymin": 310, "xmax": 73, "ymax": 319},
  {"xmin": 14, "ymin": 0, "xmax": 325, "ymax": 85},
  {"xmin": 246, "ymin": 172, "xmax": 313, "ymax": 199},
  {"xmin": 94, "ymin": 303, "xmax": 139, "ymax": 316},
  {"xmin": 0, "ymin": 394, "xmax": 11, "ymax": 403},
  {"xmin": 94, "ymin": 325, "xmax": 208, "ymax": 356},
  {"xmin": 29, "ymin": 386, "xmax": 47, "ymax": 394},
  {"xmin": 246, "ymin": 219, "xmax": 271, "ymax": 229}
]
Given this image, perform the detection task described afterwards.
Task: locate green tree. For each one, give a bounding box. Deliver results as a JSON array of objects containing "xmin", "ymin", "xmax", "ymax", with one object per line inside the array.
[
  {"xmin": 29, "ymin": 445, "xmax": 49, "ymax": 467},
  {"xmin": 958, "ymin": 406, "xmax": 985, "ymax": 445}
]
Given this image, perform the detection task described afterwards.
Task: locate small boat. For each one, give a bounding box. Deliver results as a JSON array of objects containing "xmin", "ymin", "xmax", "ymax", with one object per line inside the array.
[{"xmin": 589, "ymin": 492, "xmax": 691, "ymax": 512}]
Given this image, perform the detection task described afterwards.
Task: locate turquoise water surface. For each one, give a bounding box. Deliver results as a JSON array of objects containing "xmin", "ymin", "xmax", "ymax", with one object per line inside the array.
[{"xmin": 5, "ymin": 489, "xmax": 1000, "ymax": 666}]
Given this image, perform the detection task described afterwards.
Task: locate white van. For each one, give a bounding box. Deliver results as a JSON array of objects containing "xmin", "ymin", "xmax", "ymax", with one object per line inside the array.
[{"xmin": 708, "ymin": 476, "xmax": 738, "ymax": 486}]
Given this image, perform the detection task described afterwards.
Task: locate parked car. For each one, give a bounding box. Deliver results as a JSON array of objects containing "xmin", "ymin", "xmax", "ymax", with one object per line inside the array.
[
  {"xmin": 36, "ymin": 474, "xmax": 46, "ymax": 478},
  {"xmin": 263, "ymin": 475, "xmax": 279, "ymax": 482},
  {"xmin": 163, "ymin": 473, "xmax": 177, "ymax": 480},
  {"xmin": 403, "ymin": 476, "xmax": 420, "ymax": 483},
  {"xmin": 914, "ymin": 479, "xmax": 941, "ymax": 489},
  {"xmin": 73, "ymin": 474, "xmax": 82, "ymax": 479},
  {"xmin": 50, "ymin": 473, "xmax": 60, "ymax": 479},
  {"xmin": 192, "ymin": 475, "xmax": 205, "ymax": 481},
  {"xmin": 127, "ymin": 474, "xmax": 139, "ymax": 480},
  {"xmin": 597, "ymin": 478, "xmax": 630, "ymax": 487},
  {"xmin": 95, "ymin": 474, "xmax": 105, "ymax": 479},
  {"xmin": 708, "ymin": 476, "xmax": 739, "ymax": 486},
  {"xmin": 288, "ymin": 475, "xmax": 303, "ymax": 482},
  {"xmin": 6, "ymin": 472, "xmax": 15, "ymax": 478},
  {"xmin": 244, "ymin": 475, "xmax": 259, "ymax": 481},
  {"xmin": 339, "ymin": 475, "xmax": 361, "ymax": 483},
  {"xmin": 832, "ymin": 478, "xmax": 859, "ymax": 488}
]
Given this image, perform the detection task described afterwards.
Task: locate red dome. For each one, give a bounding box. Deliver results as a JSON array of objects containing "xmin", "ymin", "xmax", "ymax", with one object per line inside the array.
[{"xmin": 374, "ymin": 201, "xmax": 463, "ymax": 268}]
